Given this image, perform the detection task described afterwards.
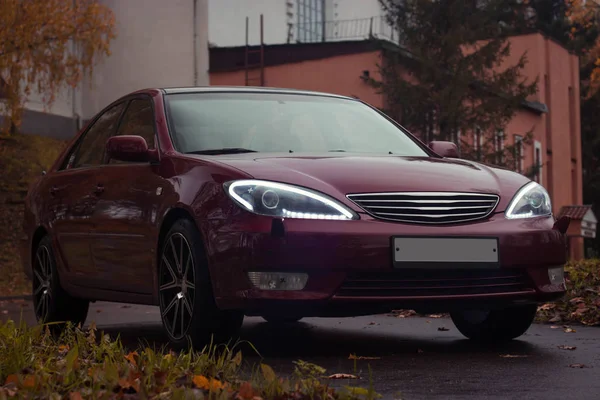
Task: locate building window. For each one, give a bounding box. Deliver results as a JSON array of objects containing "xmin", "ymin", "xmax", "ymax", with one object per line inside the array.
[
  {"xmin": 513, "ymin": 134, "xmax": 523, "ymax": 173},
  {"xmin": 297, "ymin": 0, "xmax": 324, "ymax": 42},
  {"xmin": 534, "ymin": 140, "xmax": 542, "ymax": 183},
  {"xmin": 494, "ymin": 130, "xmax": 504, "ymax": 164}
]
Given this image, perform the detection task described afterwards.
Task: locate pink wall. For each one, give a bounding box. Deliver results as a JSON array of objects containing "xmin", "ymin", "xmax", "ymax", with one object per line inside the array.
[{"xmin": 211, "ymin": 51, "xmax": 385, "ymax": 109}]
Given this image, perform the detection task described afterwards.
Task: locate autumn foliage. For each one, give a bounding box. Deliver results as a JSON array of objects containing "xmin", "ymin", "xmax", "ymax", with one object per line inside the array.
[
  {"xmin": 567, "ymin": 0, "xmax": 600, "ymax": 97},
  {"xmin": 0, "ymin": 0, "xmax": 115, "ymax": 135}
]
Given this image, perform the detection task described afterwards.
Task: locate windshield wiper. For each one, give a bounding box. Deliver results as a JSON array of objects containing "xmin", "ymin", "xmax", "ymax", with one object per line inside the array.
[{"xmin": 187, "ymin": 148, "xmax": 257, "ymax": 155}]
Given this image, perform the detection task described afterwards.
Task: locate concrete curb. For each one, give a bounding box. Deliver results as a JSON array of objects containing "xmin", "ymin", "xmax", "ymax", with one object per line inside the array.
[{"xmin": 0, "ymin": 295, "xmax": 32, "ymax": 301}]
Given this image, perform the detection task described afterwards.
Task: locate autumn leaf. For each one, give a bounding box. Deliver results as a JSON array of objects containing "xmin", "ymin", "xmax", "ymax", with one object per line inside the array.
[
  {"xmin": 558, "ymin": 345, "xmax": 577, "ymax": 350},
  {"xmin": 564, "ymin": 327, "xmax": 577, "ymax": 333},
  {"xmin": 328, "ymin": 373, "xmax": 361, "ymax": 379},
  {"xmin": 260, "ymin": 364, "xmax": 276, "ymax": 383},
  {"xmin": 4, "ymin": 375, "xmax": 18, "ymax": 386},
  {"xmin": 237, "ymin": 382, "xmax": 255, "ymax": 400},
  {"xmin": 69, "ymin": 391, "xmax": 84, "ymax": 400},
  {"xmin": 437, "ymin": 327, "xmax": 450, "ymax": 331},
  {"xmin": 569, "ymin": 363, "xmax": 588, "ymax": 368},
  {"xmin": 232, "ymin": 350, "xmax": 242, "ymax": 367},
  {"xmin": 193, "ymin": 375, "xmax": 225, "ymax": 391},
  {"xmin": 500, "ymin": 354, "xmax": 528, "ymax": 358},
  {"xmin": 348, "ymin": 354, "xmax": 381, "ymax": 360},
  {"xmin": 124, "ymin": 351, "xmax": 138, "ymax": 367}
]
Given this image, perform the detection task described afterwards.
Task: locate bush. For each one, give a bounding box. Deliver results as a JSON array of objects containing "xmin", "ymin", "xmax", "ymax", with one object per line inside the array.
[
  {"xmin": 536, "ymin": 259, "xmax": 600, "ymax": 326},
  {"xmin": 0, "ymin": 321, "xmax": 380, "ymax": 400}
]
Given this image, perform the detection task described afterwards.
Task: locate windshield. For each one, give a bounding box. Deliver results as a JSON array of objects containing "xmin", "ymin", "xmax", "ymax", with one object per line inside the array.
[{"xmin": 164, "ymin": 92, "xmax": 429, "ymax": 156}]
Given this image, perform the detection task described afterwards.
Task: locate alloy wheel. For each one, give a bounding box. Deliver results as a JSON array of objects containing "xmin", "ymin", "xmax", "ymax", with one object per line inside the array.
[
  {"xmin": 159, "ymin": 232, "xmax": 196, "ymax": 341},
  {"xmin": 32, "ymin": 245, "xmax": 53, "ymax": 323}
]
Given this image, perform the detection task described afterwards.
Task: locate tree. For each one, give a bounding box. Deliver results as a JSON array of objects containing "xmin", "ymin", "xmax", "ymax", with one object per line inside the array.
[
  {"xmin": 366, "ymin": 0, "xmax": 539, "ymax": 169},
  {"xmin": 0, "ymin": 0, "xmax": 115, "ymax": 135}
]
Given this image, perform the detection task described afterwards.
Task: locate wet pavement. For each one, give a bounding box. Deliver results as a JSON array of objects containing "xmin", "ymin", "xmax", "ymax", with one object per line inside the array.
[{"xmin": 1, "ymin": 299, "xmax": 599, "ymax": 399}]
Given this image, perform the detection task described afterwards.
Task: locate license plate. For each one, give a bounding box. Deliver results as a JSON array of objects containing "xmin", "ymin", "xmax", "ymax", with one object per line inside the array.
[{"xmin": 393, "ymin": 237, "xmax": 499, "ymax": 266}]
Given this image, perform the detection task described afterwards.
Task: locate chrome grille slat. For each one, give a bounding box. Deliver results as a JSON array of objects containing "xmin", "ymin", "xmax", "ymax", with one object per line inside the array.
[{"xmin": 347, "ymin": 192, "xmax": 500, "ymax": 224}]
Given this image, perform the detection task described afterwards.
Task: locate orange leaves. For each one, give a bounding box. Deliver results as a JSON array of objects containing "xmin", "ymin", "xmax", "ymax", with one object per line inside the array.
[
  {"xmin": 3, "ymin": 373, "xmax": 37, "ymax": 389},
  {"xmin": 124, "ymin": 351, "xmax": 139, "ymax": 367},
  {"xmin": 0, "ymin": 0, "xmax": 115, "ymax": 134},
  {"xmin": 193, "ymin": 375, "xmax": 227, "ymax": 391}
]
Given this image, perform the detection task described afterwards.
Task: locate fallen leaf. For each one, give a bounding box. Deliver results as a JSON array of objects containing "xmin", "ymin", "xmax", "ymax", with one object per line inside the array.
[
  {"xmin": 4, "ymin": 375, "xmax": 18, "ymax": 385},
  {"xmin": 22, "ymin": 375, "xmax": 35, "ymax": 388},
  {"xmin": 96, "ymin": 309, "xmax": 102, "ymax": 313},
  {"xmin": 558, "ymin": 345, "xmax": 577, "ymax": 350},
  {"xmin": 438, "ymin": 327, "xmax": 450, "ymax": 331},
  {"xmin": 427, "ymin": 314, "xmax": 443, "ymax": 318},
  {"xmin": 193, "ymin": 375, "xmax": 225, "ymax": 391},
  {"xmin": 570, "ymin": 297, "xmax": 585, "ymax": 304},
  {"xmin": 328, "ymin": 373, "xmax": 360, "ymax": 379},
  {"xmin": 69, "ymin": 392, "xmax": 83, "ymax": 400},
  {"xmin": 550, "ymin": 325, "xmax": 561, "ymax": 329},
  {"xmin": 392, "ymin": 309, "xmax": 417, "ymax": 318},
  {"xmin": 564, "ymin": 327, "xmax": 577, "ymax": 333},
  {"xmin": 569, "ymin": 363, "xmax": 587, "ymax": 368},
  {"xmin": 120, "ymin": 305, "xmax": 132, "ymax": 309},
  {"xmin": 260, "ymin": 364, "xmax": 276, "ymax": 383},
  {"xmin": 237, "ymin": 382, "xmax": 255, "ymax": 400},
  {"xmin": 124, "ymin": 351, "xmax": 139, "ymax": 367},
  {"xmin": 549, "ymin": 316, "xmax": 562, "ymax": 323},
  {"xmin": 367, "ymin": 322, "xmax": 377, "ymax": 326},
  {"xmin": 500, "ymin": 354, "xmax": 528, "ymax": 358},
  {"xmin": 232, "ymin": 350, "xmax": 242, "ymax": 367},
  {"xmin": 538, "ymin": 303, "xmax": 556, "ymax": 311},
  {"xmin": 348, "ymin": 354, "xmax": 381, "ymax": 360}
]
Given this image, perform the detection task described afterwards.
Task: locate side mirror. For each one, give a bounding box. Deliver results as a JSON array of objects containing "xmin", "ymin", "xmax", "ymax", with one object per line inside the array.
[
  {"xmin": 429, "ymin": 141, "xmax": 459, "ymax": 158},
  {"xmin": 106, "ymin": 135, "xmax": 159, "ymax": 163}
]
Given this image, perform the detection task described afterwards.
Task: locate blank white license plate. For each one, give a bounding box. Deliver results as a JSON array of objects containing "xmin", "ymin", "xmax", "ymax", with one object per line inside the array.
[{"xmin": 393, "ymin": 237, "xmax": 499, "ymax": 263}]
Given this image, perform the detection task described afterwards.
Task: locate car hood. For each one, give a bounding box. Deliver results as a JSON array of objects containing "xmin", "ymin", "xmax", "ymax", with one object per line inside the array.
[{"xmin": 198, "ymin": 153, "xmax": 532, "ymax": 213}]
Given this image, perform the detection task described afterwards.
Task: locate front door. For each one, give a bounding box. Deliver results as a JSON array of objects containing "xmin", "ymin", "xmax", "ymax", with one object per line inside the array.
[
  {"xmin": 89, "ymin": 97, "xmax": 164, "ymax": 294},
  {"xmin": 45, "ymin": 101, "xmax": 127, "ymax": 286}
]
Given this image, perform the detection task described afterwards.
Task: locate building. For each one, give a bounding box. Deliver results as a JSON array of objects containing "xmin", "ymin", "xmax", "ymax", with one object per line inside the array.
[
  {"xmin": 208, "ymin": 0, "xmax": 393, "ymax": 47},
  {"xmin": 209, "ymin": 32, "xmax": 590, "ymax": 259},
  {"xmin": 15, "ymin": 0, "xmax": 210, "ymax": 140}
]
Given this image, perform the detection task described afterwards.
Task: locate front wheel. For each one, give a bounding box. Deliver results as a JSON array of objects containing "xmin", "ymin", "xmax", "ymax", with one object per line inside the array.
[
  {"xmin": 450, "ymin": 305, "xmax": 537, "ymax": 342},
  {"xmin": 31, "ymin": 236, "xmax": 89, "ymax": 329},
  {"xmin": 158, "ymin": 219, "xmax": 244, "ymax": 350}
]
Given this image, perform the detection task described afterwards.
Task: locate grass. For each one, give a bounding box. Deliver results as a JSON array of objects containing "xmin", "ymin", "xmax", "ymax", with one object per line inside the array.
[
  {"xmin": 0, "ymin": 320, "xmax": 381, "ymax": 400},
  {"xmin": 0, "ymin": 133, "xmax": 68, "ymax": 297}
]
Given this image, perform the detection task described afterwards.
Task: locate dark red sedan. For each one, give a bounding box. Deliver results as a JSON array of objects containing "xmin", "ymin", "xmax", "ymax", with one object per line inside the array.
[{"xmin": 21, "ymin": 87, "xmax": 569, "ymax": 348}]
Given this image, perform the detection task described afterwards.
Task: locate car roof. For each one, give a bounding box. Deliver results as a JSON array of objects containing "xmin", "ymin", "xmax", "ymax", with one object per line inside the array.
[{"xmin": 159, "ymin": 86, "xmax": 355, "ymax": 100}]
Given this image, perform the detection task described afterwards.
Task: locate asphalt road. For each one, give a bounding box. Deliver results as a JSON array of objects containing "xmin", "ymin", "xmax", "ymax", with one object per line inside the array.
[{"xmin": 2, "ymin": 299, "xmax": 600, "ymax": 400}]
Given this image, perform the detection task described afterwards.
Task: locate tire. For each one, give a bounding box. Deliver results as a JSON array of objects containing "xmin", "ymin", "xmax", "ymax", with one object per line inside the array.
[
  {"xmin": 31, "ymin": 235, "xmax": 89, "ymax": 330},
  {"xmin": 450, "ymin": 305, "xmax": 537, "ymax": 342},
  {"xmin": 261, "ymin": 315, "xmax": 303, "ymax": 324},
  {"xmin": 158, "ymin": 218, "xmax": 244, "ymax": 350}
]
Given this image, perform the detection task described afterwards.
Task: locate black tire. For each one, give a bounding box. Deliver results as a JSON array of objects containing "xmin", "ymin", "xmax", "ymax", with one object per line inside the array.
[
  {"xmin": 31, "ymin": 235, "xmax": 89, "ymax": 329},
  {"xmin": 158, "ymin": 218, "xmax": 244, "ymax": 350},
  {"xmin": 261, "ymin": 315, "xmax": 303, "ymax": 324},
  {"xmin": 450, "ymin": 305, "xmax": 537, "ymax": 342}
]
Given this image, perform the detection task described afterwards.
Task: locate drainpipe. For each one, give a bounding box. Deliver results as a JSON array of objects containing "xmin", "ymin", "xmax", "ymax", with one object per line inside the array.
[{"xmin": 193, "ymin": 0, "xmax": 198, "ymax": 86}]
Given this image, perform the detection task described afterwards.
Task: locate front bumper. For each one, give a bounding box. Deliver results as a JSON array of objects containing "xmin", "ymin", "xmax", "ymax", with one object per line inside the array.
[{"xmin": 207, "ymin": 212, "xmax": 567, "ymax": 315}]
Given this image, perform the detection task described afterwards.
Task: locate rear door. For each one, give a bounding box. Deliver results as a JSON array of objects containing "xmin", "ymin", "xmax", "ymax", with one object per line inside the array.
[
  {"xmin": 46, "ymin": 101, "xmax": 127, "ymax": 286},
  {"xmin": 89, "ymin": 97, "xmax": 165, "ymax": 293}
]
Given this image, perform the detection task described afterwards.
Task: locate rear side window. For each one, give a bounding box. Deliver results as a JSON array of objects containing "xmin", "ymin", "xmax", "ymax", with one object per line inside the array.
[{"xmin": 66, "ymin": 102, "xmax": 127, "ymax": 169}]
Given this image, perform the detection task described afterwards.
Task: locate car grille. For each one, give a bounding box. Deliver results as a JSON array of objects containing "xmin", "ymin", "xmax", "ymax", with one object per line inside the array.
[
  {"xmin": 346, "ymin": 192, "xmax": 500, "ymax": 224},
  {"xmin": 335, "ymin": 269, "xmax": 534, "ymax": 298}
]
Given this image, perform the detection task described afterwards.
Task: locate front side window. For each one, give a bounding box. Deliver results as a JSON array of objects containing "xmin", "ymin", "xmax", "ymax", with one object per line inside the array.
[
  {"xmin": 66, "ymin": 102, "xmax": 127, "ymax": 169},
  {"xmin": 115, "ymin": 99, "xmax": 156, "ymax": 148},
  {"xmin": 164, "ymin": 92, "xmax": 429, "ymax": 157}
]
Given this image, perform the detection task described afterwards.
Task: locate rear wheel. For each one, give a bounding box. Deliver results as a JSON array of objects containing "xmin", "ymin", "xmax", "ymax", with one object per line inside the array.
[
  {"xmin": 261, "ymin": 315, "xmax": 303, "ymax": 324},
  {"xmin": 31, "ymin": 236, "xmax": 89, "ymax": 329},
  {"xmin": 158, "ymin": 218, "xmax": 244, "ymax": 350},
  {"xmin": 450, "ymin": 305, "xmax": 537, "ymax": 342}
]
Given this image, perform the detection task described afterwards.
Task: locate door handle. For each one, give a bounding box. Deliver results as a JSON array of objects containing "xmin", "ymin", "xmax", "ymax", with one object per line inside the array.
[{"xmin": 94, "ymin": 184, "xmax": 104, "ymax": 195}]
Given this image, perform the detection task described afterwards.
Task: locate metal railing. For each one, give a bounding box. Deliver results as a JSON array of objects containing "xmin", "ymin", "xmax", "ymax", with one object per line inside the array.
[{"xmin": 291, "ymin": 16, "xmax": 399, "ymax": 45}]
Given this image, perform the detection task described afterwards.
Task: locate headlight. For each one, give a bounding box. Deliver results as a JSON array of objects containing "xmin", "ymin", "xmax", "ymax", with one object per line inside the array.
[
  {"xmin": 505, "ymin": 181, "xmax": 552, "ymax": 219},
  {"xmin": 225, "ymin": 180, "xmax": 358, "ymax": 220}
]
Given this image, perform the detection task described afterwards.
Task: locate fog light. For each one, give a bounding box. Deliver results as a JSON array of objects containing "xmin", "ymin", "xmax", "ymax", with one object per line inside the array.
[
  {"xmin": 548, "ymin": 266, "xmax": 565, "ymax": 285},
  {"xmin": 247, "ymin": 272, "xmax": 308, "ymax": 291}
]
